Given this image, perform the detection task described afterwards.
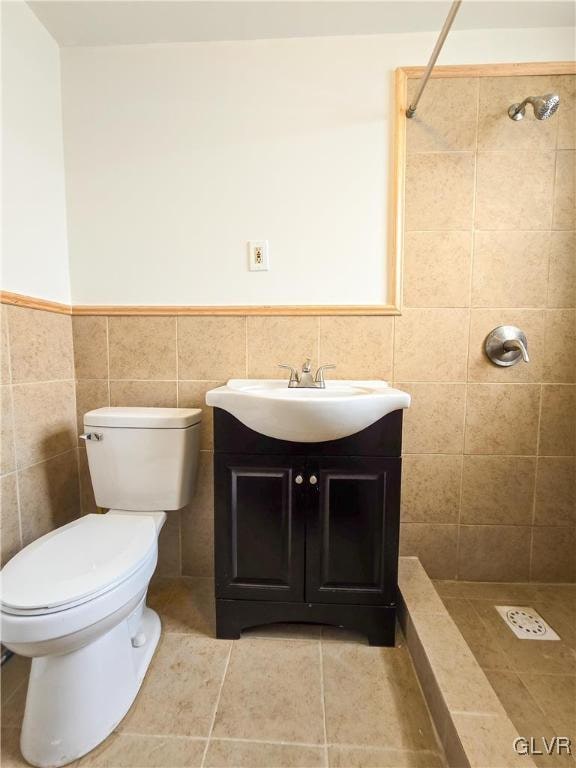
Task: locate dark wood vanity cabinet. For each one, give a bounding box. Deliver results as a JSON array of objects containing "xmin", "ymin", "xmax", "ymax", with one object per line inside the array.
[{"xmin": 213, "ymin": 409, "xmax": 403, "ymax": 646}]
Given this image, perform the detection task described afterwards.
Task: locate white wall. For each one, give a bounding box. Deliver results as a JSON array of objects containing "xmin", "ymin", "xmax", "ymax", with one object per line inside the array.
[
  {"xmin": 1, "ymin": 0, "xmax": 71, "ymax": 304},
  {"xmin": 59, "ymin": 26, "xmax": 574, "ymax": 306}
]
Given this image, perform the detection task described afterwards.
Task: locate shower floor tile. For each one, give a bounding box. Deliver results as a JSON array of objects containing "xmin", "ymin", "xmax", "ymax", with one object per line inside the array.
[{"xmin": 439, "ymin": 580, "xmax": 576, "ymax": 767}]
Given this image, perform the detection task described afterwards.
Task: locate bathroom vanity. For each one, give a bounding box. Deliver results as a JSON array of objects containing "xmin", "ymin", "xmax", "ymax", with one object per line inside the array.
[{"xmin": 209, "ymin": 381, "xmax": 408, "ymax": 647}]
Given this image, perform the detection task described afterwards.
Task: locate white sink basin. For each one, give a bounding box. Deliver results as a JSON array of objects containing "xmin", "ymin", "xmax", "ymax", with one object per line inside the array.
[{"xmin": 206, "ymin": 379, "xmax": 411, "ymax": 443}]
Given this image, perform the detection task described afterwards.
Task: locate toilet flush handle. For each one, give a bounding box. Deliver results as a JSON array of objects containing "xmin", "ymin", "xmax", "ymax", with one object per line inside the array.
[{"xmin": 79, "ymin": 432, "xmax": 103, "ymax": 441}]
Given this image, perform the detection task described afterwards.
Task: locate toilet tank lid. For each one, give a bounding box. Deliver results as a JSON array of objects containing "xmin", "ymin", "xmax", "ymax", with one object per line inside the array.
[{"xmin": 84, "ymin": 407, "xmax": 202, "ymax": 429}]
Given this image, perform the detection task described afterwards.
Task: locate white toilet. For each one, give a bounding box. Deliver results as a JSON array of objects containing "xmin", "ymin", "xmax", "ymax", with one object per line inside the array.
[{"xmin": 0, "ymin": 407, "xmax": 201, "ymax": 768}]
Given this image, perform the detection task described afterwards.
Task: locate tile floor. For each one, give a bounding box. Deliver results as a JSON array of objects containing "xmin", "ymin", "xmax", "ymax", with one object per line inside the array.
[
  {"xmin": 1, "ymin": 577, "xmax": 444, "ymax": 768},
  {"xmin": 436, "ymin": 580, "xmax": 576, "ymax": 767}
]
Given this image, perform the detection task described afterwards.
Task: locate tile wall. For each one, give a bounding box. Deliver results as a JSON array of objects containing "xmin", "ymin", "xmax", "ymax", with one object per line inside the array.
[
  {"xmin": 2, "ymin": 73, "xmax": 574, "ymax": 583},
  {"xmin": 0, "ymin": 306, "xmax": 80, "ymax": 566}
]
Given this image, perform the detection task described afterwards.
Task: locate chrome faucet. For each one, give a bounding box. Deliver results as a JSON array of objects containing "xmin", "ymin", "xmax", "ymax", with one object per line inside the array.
[{"xmin": 278, "ymin": 359, "xmax": 336, "ymax": 388}]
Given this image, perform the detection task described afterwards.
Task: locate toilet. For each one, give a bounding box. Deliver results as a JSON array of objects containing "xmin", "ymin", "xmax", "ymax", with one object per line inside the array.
[{"xmin": 0, "ymin": 407, "xmax": 201, "ymax": 768}]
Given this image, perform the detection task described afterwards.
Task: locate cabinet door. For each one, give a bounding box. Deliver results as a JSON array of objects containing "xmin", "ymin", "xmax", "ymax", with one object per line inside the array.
[
  {"xmin": 214, "ymin": 454, "xmax": 306, "ymax": 601},
  {"xmin": 305, "ymin": 457, "xmax": 400, "ymax": 605}
]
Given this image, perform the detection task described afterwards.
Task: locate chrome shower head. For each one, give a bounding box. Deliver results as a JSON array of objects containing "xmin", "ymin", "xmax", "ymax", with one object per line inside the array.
[{"xmin": 508, "ymin": 93, "xmax": 560, "ymax": 121}]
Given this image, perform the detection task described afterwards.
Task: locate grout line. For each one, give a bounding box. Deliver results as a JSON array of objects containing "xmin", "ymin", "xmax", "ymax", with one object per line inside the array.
[
  {"xmin": 529, "ymin": 383, "xmax": 545, "ymax": 581},
  {"xmin": 318, "ymin": 641, "xmax": 329, "ymax": 768},
  {"xmin": 175, "ymin": 316, "xmax": 180, "ymax": 407},
  {"xmin": 105, "ymin": 316, "xmax": 111, "ymax": 406},
  {"xmin": 244, "ymin": 316, "xmax": 248, "ymax": 378},
  {"xmin": 200, "ymin": 642, "xmax": 233, "ymax": 768}
]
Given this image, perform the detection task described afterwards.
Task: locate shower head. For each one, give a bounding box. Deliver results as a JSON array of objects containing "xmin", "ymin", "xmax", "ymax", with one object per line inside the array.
[{"xmin": 508, "ymin": 93, "xmax": 560, "ymax": 121}]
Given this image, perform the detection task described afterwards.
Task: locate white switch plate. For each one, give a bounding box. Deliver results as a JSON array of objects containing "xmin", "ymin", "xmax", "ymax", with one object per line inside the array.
[{"xmin": 248, "ymin": 240, "xmax": 269, "ymax": 271}]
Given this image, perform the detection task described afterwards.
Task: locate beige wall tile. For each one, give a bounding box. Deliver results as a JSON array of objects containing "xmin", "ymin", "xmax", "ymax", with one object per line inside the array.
[
  {"xmin": 547, "ymin": 231, "xmax": 576, "ymax": 308},
  {"xmin": 539, "ymin": 385, "xmax": 575, "ymax": 456},
  {"xmin": 472, "ymin": 231, "xmax": 549, "ymax": 308},
  {"xmin": 157, "ymin": 510, "xmax": 181, "ymax": 577},
  {"xmin": 458, "ymin": 525, "xmax": 531, "ymax": 581},
  {"xmin": 399, "ymin": 523, "xmax": 458, "ymax": 580},
  {"xmin": 401, "ymin": 454, "xmax": 462, "ymax": 524},
  {"xmin": 12, "ymin": 381, "xmax": 77, "ymax": 469},
  {"xmin": 1, "ymin": 473, "xmax": 20, "ymax": 565},
  {"xmin": 72, "ymin": 316, "xmax": 108, "ymax": 379},
  {"xmin": 322, "ymin": 642, "xmax": 436, "ymax": 750},
  {"xmin": 79, "ymin": 732, "xmax": 205, "ymax": 768},
  {"xmin": 467, "ymin": 309, "xmax": 545, "ymax": 383},
  {"xmin": 475, "ymin": 151, "xmax": 555, "ymax": 230},
  {"xmin": 398, "ymin": 382, "xmax": 466, "ymax": 454},
  {"xmin": 110, "ymin": 380, "xmax": 177, "ymax": 407},
  {"xmin": 1, "ymin": 307, "xmax": 10, "ymax": 384},
  {"xmin": 534, "ymin": 457, "xmax": 575, "ymax": 527},
  {"xmin": 119, "ymin": 634, "xmax": 230, "ymax": 737},
  {"xmin": 206, "ymin": 740, "xmax": 324, "ymax": 768},
  {"xmin": 555, "ymin": 74, "xmax": 576, "ymax": 150},
  {"xmin": 75, "ymin": 379, "xmax": 109, "ymax": 439},
  {"xmin": 78, "ymin": 446, "xmax": 98, "ymax": 516},
  {"xmin": 178, "ymin": 381, "xmax": 223, "ymax": 450},
  {"xmin": 8, "ymin": 307, "xmax": 73, "ymax": 383},
  {"xmin": 178, "ymin": 317, "xmax": 246, "ymax": 380},
  {"xmin": 109, "ymin": 317, "xmax": 176, "ymax": 380},
  {"xmin": 1, "ymin": 386, "xmax": 16, "ymax": 475},
  {"xmin": 552, "ymin": 150, "xmax": 575, "ymax": 230},
  {"xmin": 213, "ymin": 639, "xmax": 324, "ymax": 744},
  {"xmin": 18, "ymin": 450, "xmax": 80, "ymax": 546},
  {"xmin": 407, "ymin": 77, "xmax": 478, "ymax": 152},
  {"xmin": 394, "ymin": 309, "xmax": 469, "ymax": 382},
  {"xmin": 531, "ymin": 527, "xmax": 576, "ymax": 582},
  {"xmin": 318, "ymin": 316, "xmax": 393, "ymax": 379},
  {"xmin": 477, "ymin": 76, "xmax": 559, "ymax": 151},
  {"xmin": 461, "ymin": 456, "xmax": 536, "ymax": 526},
  {"xmin": 542, "ymin": 310, "xmax": 576, "ymax": 383},
  {"xmin": 464, "ymin": 384, "xmax": 540, "ymax": 455},
  {"xmin": 403, "ymin": 232, "xmax": 472, "ymax": 308},
  {"xmin": 247, "ymin": 317, "xmax": 318, "ymax": 378},
  {"xmin": 181, "ymin": 452, "xmax": 214, "ymax": 577},
  {"xmin": 405, "ymin": 153, "xmax": 475, "ymax": 230}
]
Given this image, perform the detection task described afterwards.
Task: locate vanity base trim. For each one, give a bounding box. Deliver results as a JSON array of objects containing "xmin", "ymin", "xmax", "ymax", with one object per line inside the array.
[{"xmin": 215, "ymin": 598, "xmax": 396, "ymax": 647}]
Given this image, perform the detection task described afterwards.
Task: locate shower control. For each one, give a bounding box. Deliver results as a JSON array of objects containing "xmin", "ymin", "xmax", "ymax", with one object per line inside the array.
[{"xmin": 485, "ymin": 326, "xmax": 530, "ymax": 367}]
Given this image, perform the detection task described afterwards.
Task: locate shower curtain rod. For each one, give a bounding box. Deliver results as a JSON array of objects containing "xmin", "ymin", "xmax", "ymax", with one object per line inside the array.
[{"xmin": 406, "ymin": 0, "xmax": 463, "ymax": 118}]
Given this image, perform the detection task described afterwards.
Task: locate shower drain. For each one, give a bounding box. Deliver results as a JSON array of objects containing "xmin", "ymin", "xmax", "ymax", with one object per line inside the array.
[{"xmin": 495, "ymin": 606, "xmax": 560, "ymax": 641}]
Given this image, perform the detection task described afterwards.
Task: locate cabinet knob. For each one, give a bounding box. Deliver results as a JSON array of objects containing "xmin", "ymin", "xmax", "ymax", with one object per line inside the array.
[
  {"xmin": 309, "ymin": 475, "xmax": 318, "ymax": 485},
  {"xmin": 294, "ymin": 474, "xmax": 304, "ymax": 485}
]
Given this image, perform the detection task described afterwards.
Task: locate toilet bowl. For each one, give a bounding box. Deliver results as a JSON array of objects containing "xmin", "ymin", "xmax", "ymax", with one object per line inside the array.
[{"xmin": 0, "ymin": 407, "xmax": 201, "ymax": 768}]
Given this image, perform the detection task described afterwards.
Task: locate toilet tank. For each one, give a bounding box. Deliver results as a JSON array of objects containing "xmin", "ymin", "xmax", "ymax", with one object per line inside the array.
[{"xmin": 83, "ymin": 407, "xmax": 202, "ymax": 512}]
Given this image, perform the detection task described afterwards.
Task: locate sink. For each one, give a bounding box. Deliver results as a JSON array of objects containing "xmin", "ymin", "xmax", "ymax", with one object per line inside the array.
[{"xmin": 205, "ymin": 379, "xmax": 411, "ymax": 443}]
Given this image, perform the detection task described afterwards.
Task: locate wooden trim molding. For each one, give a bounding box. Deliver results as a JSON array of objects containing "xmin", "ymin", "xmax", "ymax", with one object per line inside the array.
[
  {"xmin": 72, "ymin": 303, "xmax": 402, "ymax": 316},
  {"xmin": 3, "ymin": 61, "xmax": 572, "ymax": 318},
  {"xmin": 0, "ymin": 292, "xmax": 400, "ymax": 316},
  {"xmin": 0, "ymin": 291, "xmax": 72, "ymax": 315},
  {"xmin": 401, "ymin": 61, "xmax": 576, "ymax": 79}
]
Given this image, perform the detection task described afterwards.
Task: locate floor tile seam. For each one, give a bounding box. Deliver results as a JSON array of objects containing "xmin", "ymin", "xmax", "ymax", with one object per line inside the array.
[
  {"xmin": 207, "ymin": 736, "xmax": 327, "ymax": 748},
  {"xmin": 200, "ymin": 642, "xmax": 233, "ymax": 768}
]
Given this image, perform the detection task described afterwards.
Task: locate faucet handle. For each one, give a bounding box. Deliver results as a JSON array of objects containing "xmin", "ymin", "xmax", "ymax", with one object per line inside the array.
[
  {"xmin": 314, "ymin": 363, "xmax": 336, "ymax": 386},
  {"xmin": 278, "ymin": 364, "xmax": 299, "ymax": 385}
]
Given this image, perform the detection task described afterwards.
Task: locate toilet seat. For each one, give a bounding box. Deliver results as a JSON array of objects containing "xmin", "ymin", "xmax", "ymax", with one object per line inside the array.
[{"xmin": 0, "ymin": 514, "xmax": 158, "ymax": 616}]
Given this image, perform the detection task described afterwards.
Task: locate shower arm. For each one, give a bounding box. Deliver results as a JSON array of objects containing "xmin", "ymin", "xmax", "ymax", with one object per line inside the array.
[
  {"xmin": 406, "ymin": 0, "xmax": 463, "ymax": 119},
  {"xmin": 508, "ymin": 97, "xmax": 531, "ymax": 119}
]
